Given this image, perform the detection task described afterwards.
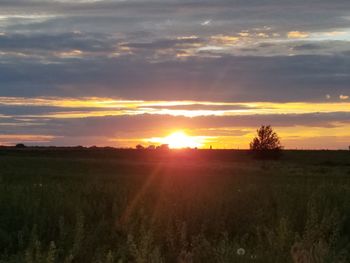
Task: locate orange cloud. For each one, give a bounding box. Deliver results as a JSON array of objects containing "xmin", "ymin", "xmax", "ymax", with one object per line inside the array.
[
  {"xmin": 210, "ymin": 35, "xmax": 239, "ymax": 45},
  {"xmin": 287, "ymin": 31, "xmax": 309, "ymax": 39},
  {"xmin": 55, "ymin": 50, "xmax": 83, "ymax": 58}
]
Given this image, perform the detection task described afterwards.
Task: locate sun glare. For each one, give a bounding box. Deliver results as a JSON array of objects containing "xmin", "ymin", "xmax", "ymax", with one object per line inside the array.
[{"xmin": 151, "ymin": 131, "xmax": 204, "ymax": 149}]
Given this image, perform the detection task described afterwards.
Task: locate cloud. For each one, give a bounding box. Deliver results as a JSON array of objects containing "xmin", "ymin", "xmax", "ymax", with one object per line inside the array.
[
  {"xmin": 50, "ymin": 112, "xmax": 350, "ymax": 135},
  {"xmin": 2, "ymin": 1, "xmax": 350, "ymax": 39},
  {"xmin": 1, "ymin": 95, "xmax": 350, "ymax": 130},
  {"xmin": 292, "ymin": 43, "xmax": 323, "ymax": 51},
  {"xmin": 210, "ymin": 35, "xmax": 239, "ymax": 46},
  {"xmin": 287, "ymin": 31, "xmax": 310, "ymax": 39},
  {"xmin": 1, "ymin": 98, "xmax": 350, "ymax": 148},
  {"xmin": 0, "ymin": 32, "xmax": 116, "ymax": 52},
  {"xmin": 1, "ymin": 54, "xmax": 350, "ymax": 102},
  {"xmin": 120, "ymin": 36, "xmax": 203, "ymax": 50},
  {"xmin": 1, "ymin": 110, "xmax": 350, "ymax": 148},
  {"xmin": 201, "ymin": 19, "xmax": 212, "ymax": 26},
  {"xmin": 1, "ymin": 0, "xmax": 350, "ymax": 148}
]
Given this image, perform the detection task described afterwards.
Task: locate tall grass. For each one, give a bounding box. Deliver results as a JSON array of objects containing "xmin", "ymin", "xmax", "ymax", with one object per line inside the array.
[{"xmin": 0, "ymin": 150, "xmax": 349, "ymax": 262}]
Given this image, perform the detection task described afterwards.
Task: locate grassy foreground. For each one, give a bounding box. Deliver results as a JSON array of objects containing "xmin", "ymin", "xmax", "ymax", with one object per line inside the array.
[{"xmin": 0, "ymin": 148, "xmax": 349, "ymax": 262}]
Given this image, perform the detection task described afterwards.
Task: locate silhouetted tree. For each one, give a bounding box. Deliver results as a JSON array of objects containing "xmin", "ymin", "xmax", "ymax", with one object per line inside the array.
[
  {"xmin": 156, "ymin": 144, "xmax": 169, "ymax": 151},
  {"xmin": 250, "ymin": 125, "xmax": 282, "ymax": 159},
  {"xmin": 15, "ymin": 143, "xmax": 26, "ymax": 148},
  {"xmin": 136, "ymin": 144, "xmax": 145, "ymax": 150}
]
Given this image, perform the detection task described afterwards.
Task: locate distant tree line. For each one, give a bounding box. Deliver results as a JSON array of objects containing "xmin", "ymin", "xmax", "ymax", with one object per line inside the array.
[
  {"xmin": 10, "ymin": 125, "xmax": 316, "ymax": 160},
  {"xmin": 136, "ymin": 144, "xmax": 169, "ymax": 150}
]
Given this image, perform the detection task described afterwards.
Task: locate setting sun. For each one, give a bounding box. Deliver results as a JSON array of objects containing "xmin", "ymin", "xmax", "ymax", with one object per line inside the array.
[
  {"xmin": 149, "ymin": 131, "xmax": 205, "ymax": 149},
  {"xmin": 165, "ymin": 131, "xmax": 201, "ymax": 149}
]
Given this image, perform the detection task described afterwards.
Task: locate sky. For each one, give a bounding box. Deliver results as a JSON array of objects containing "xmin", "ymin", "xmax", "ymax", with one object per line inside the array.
[{"xmin": 0, "ymin": 0, "xmax": 350, "ymax": 149}]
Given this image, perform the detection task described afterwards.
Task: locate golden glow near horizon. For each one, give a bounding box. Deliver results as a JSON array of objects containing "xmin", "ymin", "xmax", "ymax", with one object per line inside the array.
[
  {"xmin": 1, "ymin": 96, "xmax": 350, "ymax": 149},
  {"xmin": 287, "ymin": 31, "xmax": 310, "ymax": 39},
  {"xmin": 147, "ymin": 131, "xmax": 210, "ymax": 149},
  {"xmin": 103, "ymin": 123, "xmax": 350, "ymax": 150}
]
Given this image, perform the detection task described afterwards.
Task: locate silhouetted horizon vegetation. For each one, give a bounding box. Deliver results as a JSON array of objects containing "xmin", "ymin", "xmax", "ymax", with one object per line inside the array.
[{"xmin": 5, "ymin": 125, "xmax": 348, "ymax": 152}]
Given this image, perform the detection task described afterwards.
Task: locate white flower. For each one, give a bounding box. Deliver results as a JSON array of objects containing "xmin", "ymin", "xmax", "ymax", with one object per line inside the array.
[{"xmin": 237, "ymin": 248, "xmax": 245, "ymax": 256}]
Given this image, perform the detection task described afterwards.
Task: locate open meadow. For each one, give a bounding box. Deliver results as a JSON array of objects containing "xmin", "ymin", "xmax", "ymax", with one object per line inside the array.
[{"xmin": 0, "ymin": 148, "xmax": 350, "ymax": 262}]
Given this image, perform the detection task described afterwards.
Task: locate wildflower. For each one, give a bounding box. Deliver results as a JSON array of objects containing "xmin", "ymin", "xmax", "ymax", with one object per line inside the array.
[{"xmin": 237, "ymin": 248, "xmax": 245, "ymax": 256}]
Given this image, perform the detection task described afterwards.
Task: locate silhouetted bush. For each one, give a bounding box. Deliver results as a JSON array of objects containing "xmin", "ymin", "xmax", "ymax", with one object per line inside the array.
[
  {"xmin": 156, "ymin": 144, "xmax": 169, "ymax": 151},
  {"xmin": 136, "ymin": 144, "xmax": 145, "ymax": 150}
]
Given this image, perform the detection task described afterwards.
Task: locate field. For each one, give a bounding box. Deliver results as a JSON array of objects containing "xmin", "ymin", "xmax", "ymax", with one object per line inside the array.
[{"xmin": 0, "ymin": 148, "xmax": 350, "ymax": 262}]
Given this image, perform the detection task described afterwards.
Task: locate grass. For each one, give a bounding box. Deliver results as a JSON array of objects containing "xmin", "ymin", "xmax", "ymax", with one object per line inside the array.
[{"xmin": 0, "ymin": 148, "xmax": 349, "ymax": 262}]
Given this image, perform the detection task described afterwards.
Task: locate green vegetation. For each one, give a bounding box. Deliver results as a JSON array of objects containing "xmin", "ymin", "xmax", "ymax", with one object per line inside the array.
[{"xmin": 0, "ymin": 149, "xmax": 349, "ymax": 262}]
